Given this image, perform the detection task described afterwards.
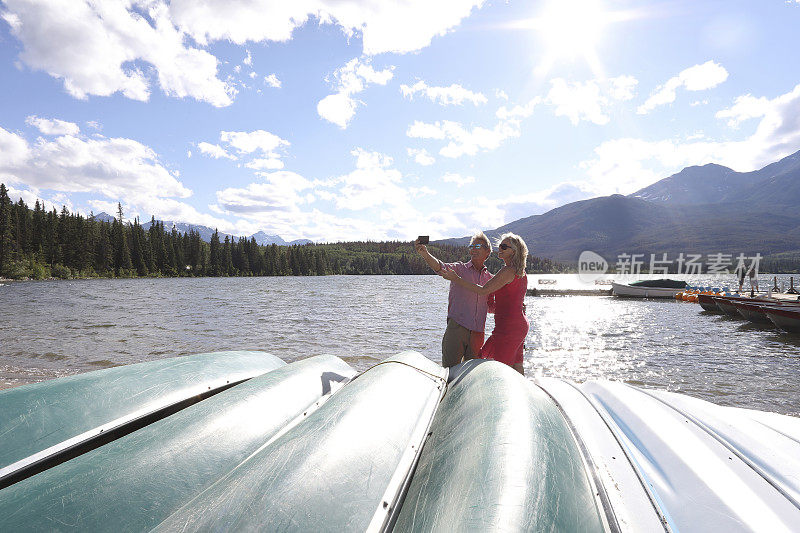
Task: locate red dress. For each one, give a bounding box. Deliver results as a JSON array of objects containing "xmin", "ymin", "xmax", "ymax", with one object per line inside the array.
[{"xmin": 480, "ymin": 275, "xmax": 529, "ymax": 366}]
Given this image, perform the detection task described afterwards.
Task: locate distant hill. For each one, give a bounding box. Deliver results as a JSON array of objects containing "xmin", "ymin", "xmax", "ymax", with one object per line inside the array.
[
  {"xmin": 95, "ymin": 213, "xmax": 312, "ymax": 246},
  {"xmin": 251, "ymin": 231, "xmax": 312, "ymax": 246},
  {"xmin": 440, "ymin": 149, "xmax": 800, "ymax": 264},
  {"xmin": 630, "ymin": 163, "xmax": 743, "ymax": 204},
  {"xmin": 631, "ymin": 149, "xmax": 800, "ymax": 210}
]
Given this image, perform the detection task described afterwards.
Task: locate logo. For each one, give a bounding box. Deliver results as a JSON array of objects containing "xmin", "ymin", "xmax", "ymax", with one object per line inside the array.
[{"xmin": 578, "ymin": 250, "xmax": 608, "ymax": 283}]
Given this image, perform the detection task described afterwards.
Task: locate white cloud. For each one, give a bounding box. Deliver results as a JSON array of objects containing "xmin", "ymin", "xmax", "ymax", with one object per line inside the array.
[
  {"xmin": 408, "ymin": 148, "xmax": 435, "ymax": 166},
  {"xmin": 2, "ymin": 0, "xmax": 234, "ymax": 107},
  {"xmin": 245, "ymin": 158, "xmax": 284, "ymax": 170},
  {"xmin": 220, "ymin": 130, "xmax": 289, "ymax": 156},
  {"xmin": 497, "ymin": 182, "xmax": 596, "ymax": 222},
  {"xmin": 409, "ymin": 186, "xmax": 436, "ymax": 197},
  {"xmin": 317, "ymin": 57, "xmax": 394, "ymax": 128},
  {"xmin": 0, "ymin": 125, "xmax": 191, "ymax": 208},
  {"xmin": 580, "ymin": 82, "xmax": 800, "ymax": 195},
  {"xmin": 426, "ymin": 199, "xmax": 506, "ymax": 238},
  {"xmin": 442, "ymin": 172, "xmax": 475, "ymax": 187},
  {"xmin": 3, "ymin": 0, "xmax": 486, "ymax": 108},
  {"xmin": 215, "ymin": 171, "xmax": 314, "ymax": 214},
  {"xmin": 243, "ymin": 50, "xmax": 252, "ymax": 66},
  {"xmin": 0, "ymin": 127, "xmax": 32, "ymax": 173},
  {"xmin": 400, "ymin": 80, "xmax": 487, "ymax": 106},
  {"xmin": 496, "ymin": 98, "xmax": 541, "ymax": 120},
  {"xmin": 545, "ymin": 76, "xmax": 637, "ymax": 126},
  {"xmin": 198, "ymin": 129, "xmax": 290, "ymax": 169},
  {"xmin": 321, "ymin": 148, "xmax": 408, "ymax": 210},
  {"xmin": 407, "ymin": 118, "xmax": 521, "ymax": 158},
  {"xmin": 264, "ymin": 73, "xmax": 281, "ymax": 88},
  {"xmin": 317, "ymin": 93, "xmax": 359, "ymax": 129},
  {"xmin": 495, "ymin": 89, "xmax": 509, "ymax": 101},
  {"xmin": 716, "ymin": 94, "xmax": 771, "ymax": 128},
  {"xmin": 169, "ymin": 0, "xmax": 486, "ymax": 55},
  {"xmin": 25, "ymin": 115, "xmax": 80, "ymax": 136},
  {"xmin": 197, "ymin": 142, "xmax": 236, "ymax": 160},
  {"xmin": 638, "ymin": 60, "xmax": 728, "ymax": 114}
]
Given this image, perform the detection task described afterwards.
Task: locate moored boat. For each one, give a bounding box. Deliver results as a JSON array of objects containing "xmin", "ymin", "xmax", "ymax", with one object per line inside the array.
[
  {"xmin": 611, "ymin": 279, "xmax": 687, "ymax": 298},
  {"xmin": 762, "ymin": 306, "xmax": 800, "ymax": 333},
  {"xmin": 712, "ymin": 296, "xmax": 746, "ymax": 318},
  {"xmin": 732, "ymin": 300, "xmax": 774, "ymax": 324},
  {"xmin": 698, "ymin": 293, "xmax": 724, "ymax": 313}
]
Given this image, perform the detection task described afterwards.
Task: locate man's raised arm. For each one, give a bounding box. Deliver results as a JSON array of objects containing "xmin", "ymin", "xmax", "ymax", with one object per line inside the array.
[{"xmin": 414, "ymin": 238, "xmax": 443, "ymax": 273}]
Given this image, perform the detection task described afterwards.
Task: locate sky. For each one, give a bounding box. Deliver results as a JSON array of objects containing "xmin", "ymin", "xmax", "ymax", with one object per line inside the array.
[{"xmin": 1, "ymin": 0, "xmax": 800, "ymax": 242}]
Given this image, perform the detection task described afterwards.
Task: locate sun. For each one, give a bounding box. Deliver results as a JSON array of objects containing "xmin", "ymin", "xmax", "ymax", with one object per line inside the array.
[
  {"xmin": 512, "ymin": 0, "xmax": 615, "ymax": 77},
  {"xmin": 539, "ymin": 0, "xmax": 607, "ymax": 58}
]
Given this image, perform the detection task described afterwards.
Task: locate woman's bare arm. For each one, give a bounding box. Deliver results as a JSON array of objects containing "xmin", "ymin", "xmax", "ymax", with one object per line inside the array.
[{"xmin": 441, "ymin": 265, "xmax": 515, "ymax": 295}]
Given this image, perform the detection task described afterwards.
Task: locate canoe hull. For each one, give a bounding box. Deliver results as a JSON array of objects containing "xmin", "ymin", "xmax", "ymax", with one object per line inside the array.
[
  {"xmin": 698, "ymin": 293, "xmax": 724, "ymax": 313},
  {"xmin": 732, "ymin": 301, "xmax": 773, "ymax": 324},
  {"xmin": 3, "ymin": 351, "xmax": 800, "ymax": 530},
  {"xmin": 764, "ymin": 307, "xmax": 800, "ymax": 333}
]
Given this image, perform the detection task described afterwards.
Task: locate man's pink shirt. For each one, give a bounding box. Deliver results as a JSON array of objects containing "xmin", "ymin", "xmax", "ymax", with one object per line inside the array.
[{"xmin": 440, "ymin": 259, "xmax": 494, "ymax": 332}]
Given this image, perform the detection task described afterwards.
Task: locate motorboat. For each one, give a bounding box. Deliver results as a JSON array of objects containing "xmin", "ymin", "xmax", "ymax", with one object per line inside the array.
[
  {"xmin": 732, "ymin": 300, "xmax": 774, "ymax": 324},
  {"xmin": 611, "ymin": 279, "xmax": 687, "ymax": 298},
  {"xmin": 698, "ymin": 293, "xmax": 724, "ymax": 313},
  {"xmin": 712, "ymin": 296, "xmax": 747, "ymax": 318},
  {"xmin": 762, "ymin": 306, "xmax": 800, "ymax": 333},
  {"xmin": 2, "ymin": 350, "xmax": 800, "ymax": 531}
]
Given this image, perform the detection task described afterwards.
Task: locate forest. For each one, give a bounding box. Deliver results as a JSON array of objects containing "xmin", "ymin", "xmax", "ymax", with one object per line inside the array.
[{"xmin": 0, "ymin": 184, "xmax": 568, "ymax": 280}]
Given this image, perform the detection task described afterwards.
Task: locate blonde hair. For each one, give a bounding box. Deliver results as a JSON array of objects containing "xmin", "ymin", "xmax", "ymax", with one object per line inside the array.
[
  {"xmin": 498, "ymin": 232, "xmax": 528, "ymax": 276},
  {"xmin": 470, "ymin": 231, "xmax": 492, "ymax": 252}
]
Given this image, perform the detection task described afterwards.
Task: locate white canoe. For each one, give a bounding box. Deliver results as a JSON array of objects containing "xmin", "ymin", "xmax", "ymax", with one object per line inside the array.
[{"xmin": 612, "ymin": 282, "xmax": 685, "ymax": 298}]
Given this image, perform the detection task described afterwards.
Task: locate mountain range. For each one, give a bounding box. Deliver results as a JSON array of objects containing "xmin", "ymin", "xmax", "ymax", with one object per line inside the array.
[
  {"xmin": 441, "ymin": 149, "xmax": 800, "ymax": 264},
  {"xmin": 94, "ymin": 213, "xmax": 312, "ymax": 246}
]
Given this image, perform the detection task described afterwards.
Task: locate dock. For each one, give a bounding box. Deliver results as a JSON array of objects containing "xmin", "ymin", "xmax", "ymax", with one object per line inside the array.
[{"xmin": 526, "ymin": 288, "xmax": 612, "ymax": 296}]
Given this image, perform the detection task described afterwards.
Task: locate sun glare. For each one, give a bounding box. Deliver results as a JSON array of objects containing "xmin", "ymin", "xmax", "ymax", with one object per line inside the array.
[
  {"xmin": 515, "ymin": 0, "xmax": 613, "ymax": 77},
  {"xmin": 539, "ymin": 0, "xmax": 606, "ymax": 58}
]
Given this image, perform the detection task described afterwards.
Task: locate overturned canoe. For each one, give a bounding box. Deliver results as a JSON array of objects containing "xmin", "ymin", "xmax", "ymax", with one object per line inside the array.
[
  {"xmin": 0, "ymin": 350, "xmax": 286, "ymax": 489},
  {"xmin": 1, "ymin": 351, "xmax": 799, "ymax": 532}
]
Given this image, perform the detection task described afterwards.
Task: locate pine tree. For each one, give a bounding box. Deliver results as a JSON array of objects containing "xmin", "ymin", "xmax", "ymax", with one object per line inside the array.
[
  {"xmin": 112, "ymin": 203, "xmax": 133, "ymax": 275},
  {"xmin": 129, "ymin": 218, "xmax": 149, "ymax": 276},
  {"xmin": 95, "ymin": 223, "xmax": 113, "ymax": 274},
  {"xmin": 32, "ymin": 200, "xmax": 45, "ymax": 257},
  {"xmin": 172, "ymin": 227, "xmax": 185, "ymax": 274},
  {"xmin": 223, "ymin": 236, "xmax": 233, "ymax": 276},
  {"xmin": 209, "ymin": 229, "xmax": 221, "ymax": 276},
  {"xmin": 0, "ymin": 184, "xmax": 13, "ymax": 274}
]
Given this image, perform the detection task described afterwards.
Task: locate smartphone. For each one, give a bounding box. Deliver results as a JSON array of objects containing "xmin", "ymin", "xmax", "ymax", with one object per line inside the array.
[{"xmin": 417, "ymin": 235, "xmax": 429, "ymax": 244}]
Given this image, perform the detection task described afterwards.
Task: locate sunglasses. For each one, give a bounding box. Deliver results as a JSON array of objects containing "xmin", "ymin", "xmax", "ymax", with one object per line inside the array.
[
  {"xmin": 468, "ymin": 243, "xmax": 487, "ymax": 249},
  {"xmin": 498, "ymin": 243, "xmax": 510, "ymax": 250}
]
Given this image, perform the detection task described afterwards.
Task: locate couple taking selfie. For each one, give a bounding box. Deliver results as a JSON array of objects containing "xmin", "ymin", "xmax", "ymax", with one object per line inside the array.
[{"xmin": 415, "ymin": 232, "xmax": 529, "ymax": 375}]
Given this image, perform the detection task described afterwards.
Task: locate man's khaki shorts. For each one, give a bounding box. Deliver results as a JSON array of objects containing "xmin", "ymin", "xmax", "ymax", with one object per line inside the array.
[{"xmin": 441, "ymin": 318, "xmax": 484, "ymax": 368}]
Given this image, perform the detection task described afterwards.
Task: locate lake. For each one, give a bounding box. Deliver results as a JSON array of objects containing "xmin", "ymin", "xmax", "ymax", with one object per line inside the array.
[{"xmin": 1, "ymin": 274, "xmax": 799, "ymax": 416}]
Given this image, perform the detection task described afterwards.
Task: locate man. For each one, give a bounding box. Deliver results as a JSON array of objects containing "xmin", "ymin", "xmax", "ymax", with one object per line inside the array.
[{"xmin": 415, "ymin": 232, "xmax": 494, "ymax": 368}]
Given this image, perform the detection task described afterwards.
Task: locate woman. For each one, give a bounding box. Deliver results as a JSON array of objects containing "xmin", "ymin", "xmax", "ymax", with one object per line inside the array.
[{"xmin": 441, "ymin": 232, "xmax": 529, "ymax": 375}]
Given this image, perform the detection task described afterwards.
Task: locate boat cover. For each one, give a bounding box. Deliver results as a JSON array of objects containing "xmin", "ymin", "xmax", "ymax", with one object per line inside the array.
[{"xmin": 629, "ymin": 279, "xmax": 687, "ymax": 288}]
